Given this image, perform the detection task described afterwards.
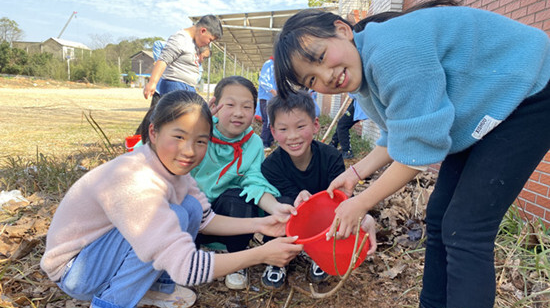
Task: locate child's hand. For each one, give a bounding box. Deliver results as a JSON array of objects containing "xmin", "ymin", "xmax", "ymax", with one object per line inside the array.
[
  {"xmin": 208, "ymin": 96, "xmax": 223, "ymax": 115},
  {"xmin": 260, "ymin": 237, "xmax": 303, "ymax": 267},
  {"xmin": 326, "ymin": 196, "xmax": 367, "ymax": 240},
  {"xmin": 272, "ymin": 202, "xmax": 297, "ymax": 219},
  {"xmin": 327, "ymin": 168, "xmax": 360, "ymax": 199},
  {"xmin": 257, "ymin": 215, "xmax": 289, "ymax": 237},
  {"xmin": 361, "ymin": 214, "xmax": 378, "ymax": 255},
  {"xmin": 293, "ymin": 190, "xmax": 312, "ymax": 207}
]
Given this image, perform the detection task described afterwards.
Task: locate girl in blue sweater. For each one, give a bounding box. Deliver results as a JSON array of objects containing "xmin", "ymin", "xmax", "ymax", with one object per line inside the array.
[{"xmin": 273, "ymin": 1, "xmax": 550, "ymax": 307}]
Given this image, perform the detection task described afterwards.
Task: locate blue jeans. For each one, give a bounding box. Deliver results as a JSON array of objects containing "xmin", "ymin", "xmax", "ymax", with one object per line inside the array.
[
  {"xmin": 158, "ymin": 79, "xmax": 196, "ymax": 96},
  {"xmin": 57, "ymin": 195, "xmax": 203, "ymax": 308},
  {"xmin": 419, "ymin": 80, "xmax": 550, "ymax": 308}
]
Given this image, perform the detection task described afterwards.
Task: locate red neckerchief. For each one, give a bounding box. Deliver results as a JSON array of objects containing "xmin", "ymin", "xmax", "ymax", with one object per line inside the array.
[{"xmin": 210, "ymin": 130, "xmax": 254, "ymax": 184}]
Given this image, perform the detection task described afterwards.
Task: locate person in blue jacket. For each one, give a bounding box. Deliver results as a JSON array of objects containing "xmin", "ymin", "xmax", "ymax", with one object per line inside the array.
[{"xmin": 272, "ymin": 1, "xmax": 550, "ymax": 307}]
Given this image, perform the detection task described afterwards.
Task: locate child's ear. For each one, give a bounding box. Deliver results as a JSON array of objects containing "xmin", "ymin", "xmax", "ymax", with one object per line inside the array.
[
  {"xmin": 148, "ymin": 123, "xmax": 157, "ymax": 144},
  {"xmin": 334, "ymin": 20, "xmax": 354, "ymax": 41},
  {"xmin": 313, "ymin": 117, "xmax": 321, "ymax": 134}
]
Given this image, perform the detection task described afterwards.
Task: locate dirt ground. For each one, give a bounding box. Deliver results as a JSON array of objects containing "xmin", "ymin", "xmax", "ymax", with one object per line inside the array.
[{"xmin": 0, "ymin": 76, "xmax": 538, "ymax": 307}]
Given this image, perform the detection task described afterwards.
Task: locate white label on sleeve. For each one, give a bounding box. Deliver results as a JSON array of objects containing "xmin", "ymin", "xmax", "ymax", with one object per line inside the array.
[{"xmin": 471, "ymin": 115, "xmax": 502, "ymax": 140}]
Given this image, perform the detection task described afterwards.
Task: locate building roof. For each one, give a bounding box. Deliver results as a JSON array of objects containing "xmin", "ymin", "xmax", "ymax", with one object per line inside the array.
[
  {"xmin": 189, "ymin": 7, "xmax": 336, "ymax": 71},
  {"xmin": 130, "ymin": 50, "xmax": 154, "ymax": 60},
  {"xmin": 47, "ymin": 37, "xmax": 91, "ymax": 50}
]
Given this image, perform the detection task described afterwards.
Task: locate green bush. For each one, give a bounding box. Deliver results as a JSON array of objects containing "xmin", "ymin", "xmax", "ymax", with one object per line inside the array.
[
  {"xmin": 71, "ymin": 50, "xmax": 120, "ymax": 86},
  {"xmin": 22, "ymin": 52, "xmax": 66, "ymax": 79},
  {"xmin": 0, "ymin": 42, "xmax": 27, "ymax": 74}
]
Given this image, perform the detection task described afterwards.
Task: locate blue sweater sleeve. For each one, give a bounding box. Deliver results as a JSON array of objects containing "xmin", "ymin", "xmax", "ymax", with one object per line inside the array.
[{"xmin": 364, "ymin": 32, "xmax": 454, "ymax": 165}]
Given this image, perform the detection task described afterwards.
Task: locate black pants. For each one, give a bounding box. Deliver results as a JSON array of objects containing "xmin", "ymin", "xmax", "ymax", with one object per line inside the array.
[
  {"xmin": 260, "ymin": 99, "xmax": 274, "ymax": 147},
  {"xmin": 420, "ymin": 80, "xmax": 550, "ymax": 308},
  {"xmin": 331, "ymin": 102, "xmax": 359, "ymax": 152},
  {"xmin": 195, "ymin": 188, "xmax": 292, "ymax": 252}
]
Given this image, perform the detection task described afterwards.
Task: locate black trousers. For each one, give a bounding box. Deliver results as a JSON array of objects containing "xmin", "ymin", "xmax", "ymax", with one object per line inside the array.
[
  {"xmin": 331, "ymin": 102, "xmax": 359, "ymax": 152},
  {"xmin": 260, "ymin": 99, "xmax": 274, "ymax": 147},
  {"xmin": 195, "ymin": 188, "xmax": 292, "ymax": 252},
  {"xmin": 420, "ymin": 80, "xmax": 550, "ymax": 308}
]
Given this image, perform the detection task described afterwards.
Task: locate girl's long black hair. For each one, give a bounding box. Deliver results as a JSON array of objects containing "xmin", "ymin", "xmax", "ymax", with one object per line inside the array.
[
  {"xmin": 273, "ymin": 0, "xmax": 460, "ymax": 99},
  {"xmin": 141, "ymin": 90, "xmax": 213, "ymax": 144}
]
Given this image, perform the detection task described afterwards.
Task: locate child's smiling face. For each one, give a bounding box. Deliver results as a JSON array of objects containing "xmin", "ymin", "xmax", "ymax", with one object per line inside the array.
[
  {"xmin": 216, "ymin": 84, "xmax": 255, "ymax": 139},
  {"xmin": 271, "ymin": 109, "xmax": 320, "ymax": 162},
  {"xmin": 149, "ymin": 106, "xmax": 211, "ymax": 175},
  {"xmin": 290, "ymin": 20, "xmax": 363, "ymax": 95}
]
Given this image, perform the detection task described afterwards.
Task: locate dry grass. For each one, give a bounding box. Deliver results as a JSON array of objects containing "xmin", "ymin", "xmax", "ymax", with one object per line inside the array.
[{"xmin": 0, "ymin": 80, "xmax": 147, "ymax": 160}]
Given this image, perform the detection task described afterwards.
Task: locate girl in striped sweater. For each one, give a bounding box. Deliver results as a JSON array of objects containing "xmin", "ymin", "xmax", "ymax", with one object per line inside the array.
[{"xmin": 41, "ymin": 90, "xmax": 302, "ymax": 308}]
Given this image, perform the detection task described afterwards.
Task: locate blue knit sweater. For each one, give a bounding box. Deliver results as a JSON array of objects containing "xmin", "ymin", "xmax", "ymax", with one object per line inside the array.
[{"xmin": 352, "ymin": 6, "xmax": 550, "ymax": 166}]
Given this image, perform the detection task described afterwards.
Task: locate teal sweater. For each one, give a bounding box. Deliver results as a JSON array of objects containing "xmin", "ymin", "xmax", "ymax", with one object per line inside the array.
[
  {"xmin": 191, "ymin": 117, "xmax": 280, "ymax": 203},
  {"xmin": 353, "ymin": 6, "xmax": 550, "ymax": 166}
]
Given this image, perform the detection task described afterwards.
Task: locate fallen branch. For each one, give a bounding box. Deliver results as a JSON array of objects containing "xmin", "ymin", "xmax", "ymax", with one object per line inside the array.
[
  {"xmin": 321, "ymin": 95, "xmax": 351, "ymax": 143},
  {"xmin": 310, "ymin": 217, "xmax": 368, "ymax": 298},
  {"xmin": 286, "ymin": 217, "xmax": 368, "ymax": 301}
]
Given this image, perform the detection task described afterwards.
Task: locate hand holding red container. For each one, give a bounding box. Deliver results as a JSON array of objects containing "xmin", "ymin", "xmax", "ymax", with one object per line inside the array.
[{"xmin": 285, "ymin": 190, "xmax": 372, "ymax": 276}]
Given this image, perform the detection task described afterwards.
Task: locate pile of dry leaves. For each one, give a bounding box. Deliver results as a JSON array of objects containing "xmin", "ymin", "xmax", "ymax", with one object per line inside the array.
[
  {"xmin": 0, "ymin": 165, "xmax": 437, "ymax": 308},
  {"xmin": 0, "ymin": 161, "xmax": 547, "ymax": 307}
]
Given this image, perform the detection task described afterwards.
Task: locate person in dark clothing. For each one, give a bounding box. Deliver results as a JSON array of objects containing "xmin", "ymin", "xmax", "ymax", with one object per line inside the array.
[
  {"xmin": 329, "ymin": 96, "xmax": 367, "ymax": 159},
  {"xmin": 261, "ymin": 90, "xmax": 377, "ymax": 289}
]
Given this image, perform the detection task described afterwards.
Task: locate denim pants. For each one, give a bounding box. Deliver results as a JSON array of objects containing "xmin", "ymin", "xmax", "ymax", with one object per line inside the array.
[
  {"xmin": 419, "ymin": 81, "xmax": 550, "ymax": 308},
  {"xmin": 158, "ymin": 79, "xmax": 196, "ymax": 96},
  {"xmin": 57, "ymin": 195, "xmax": 203, "ymax": 308}
]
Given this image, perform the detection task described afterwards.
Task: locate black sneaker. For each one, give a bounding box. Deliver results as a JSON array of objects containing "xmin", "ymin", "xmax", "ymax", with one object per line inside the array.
[
  {"xmin": 308, "ymin": 260, "xmax": 329, "ymax": 283},
  {"xmin": 261, "ymin": 265, "xmax": 286, "ymax": 290},
  {"xmin": 342, "ymin": 150, "xmax": 354, "ymax": 159}
]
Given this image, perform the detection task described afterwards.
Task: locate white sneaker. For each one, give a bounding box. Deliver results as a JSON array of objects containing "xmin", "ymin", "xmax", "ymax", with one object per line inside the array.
[
  {"xmin": 225, "ymin": 268, "xmax": 248, "ymax": 290},
  {"xmin": 137, "ymin": 285, "xmax": 196, "ymax": 308}
]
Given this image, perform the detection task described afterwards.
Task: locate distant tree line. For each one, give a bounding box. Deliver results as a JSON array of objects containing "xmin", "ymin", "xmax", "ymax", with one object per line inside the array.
[
  {"xmin": 0, "ymin": 16, "xmax": 266, "ymax": 87},
  {"xmin": 0, "ymin": 34, "xmax": 163, "ymax": 87}
]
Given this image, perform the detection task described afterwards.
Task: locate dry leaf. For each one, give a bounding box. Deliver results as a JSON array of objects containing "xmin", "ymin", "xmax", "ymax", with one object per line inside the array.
[{"xmin": 379, "ymin": 263, "xmax": 407, "ymax": 279}]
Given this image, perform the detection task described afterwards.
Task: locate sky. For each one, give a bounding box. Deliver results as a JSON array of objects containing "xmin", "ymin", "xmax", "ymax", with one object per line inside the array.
[{"xmin": 2, "ymin": 0, "xmax": 308, "ymax": 49}]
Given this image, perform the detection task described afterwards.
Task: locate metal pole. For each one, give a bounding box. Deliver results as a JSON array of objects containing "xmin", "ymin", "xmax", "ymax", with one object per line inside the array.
[
  {"xmin": 207, "ymin": 51, "xmax": 212, "ymax": 101},
  {"xmin": 223, "ymin": 43, "xmax": 227, "ymax": 78}
]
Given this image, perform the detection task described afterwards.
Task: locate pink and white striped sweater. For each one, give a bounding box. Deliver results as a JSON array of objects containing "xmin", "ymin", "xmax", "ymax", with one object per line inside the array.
[{"xmin": 40, "ymin": 144, "xmax": 216, "ymax": 285}]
